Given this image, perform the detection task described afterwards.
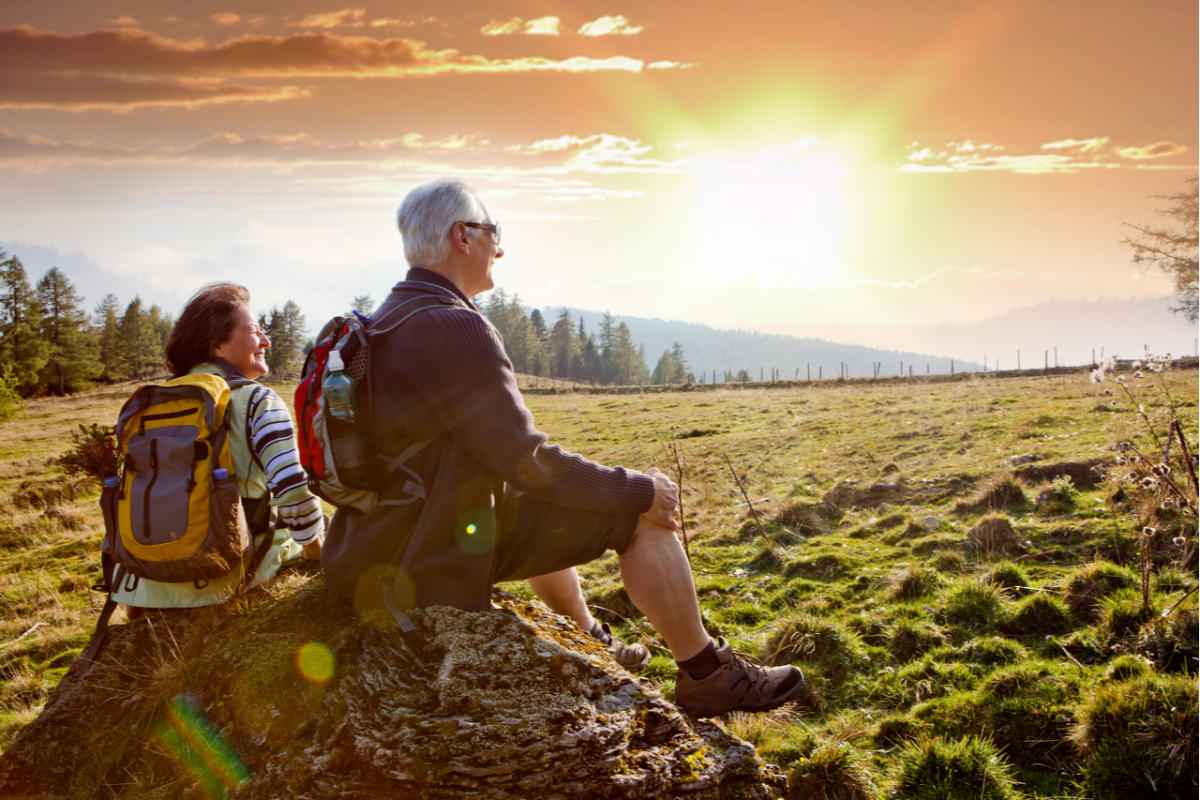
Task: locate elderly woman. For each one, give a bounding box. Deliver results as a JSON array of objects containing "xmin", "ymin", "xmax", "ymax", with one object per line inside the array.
[{"xmin": 112, "ymin": 283, "xmax": 324, "ymax": 610}]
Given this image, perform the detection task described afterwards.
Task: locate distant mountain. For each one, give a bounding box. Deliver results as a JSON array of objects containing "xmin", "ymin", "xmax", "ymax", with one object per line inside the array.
[
  {"xmin": 545, "ymin": 306, "xmax": 982, "ymax": 379},
  {"xmin": 758, "ymin": 297, "xmax": 1197, "ymax": 369}
]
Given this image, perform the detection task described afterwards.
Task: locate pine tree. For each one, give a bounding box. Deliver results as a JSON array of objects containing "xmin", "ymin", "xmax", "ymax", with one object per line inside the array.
[
  {"xmin": 119, "ymin": 297, "xmax": 164, "ymax": 379},
  {"xmin": 94, "ymin": 293, "xmax": 123, "ymax": 381},
  {"xmin": 549, "ymin": 310, "xmax": 576, "ymax": 378},
  {"xmin": 0, "ymin": 250, "xmax": 49, "ymax": 395},
  {"xmin": 351, "ymin": 294, "xmax": 376, "ymax": 317},
  {"xmin": 36, "ymin": 267, "xmax": 100, "ymax": 395},
  {"xmin": 261, "ymin": 300, "xmax": 307, "ymax": 378}
]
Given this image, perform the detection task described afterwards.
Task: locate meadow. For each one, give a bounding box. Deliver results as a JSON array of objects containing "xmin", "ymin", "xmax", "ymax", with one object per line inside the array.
[{"xmin": 0, "ymin": 367, "xmax": 1196, "ymax": 799}]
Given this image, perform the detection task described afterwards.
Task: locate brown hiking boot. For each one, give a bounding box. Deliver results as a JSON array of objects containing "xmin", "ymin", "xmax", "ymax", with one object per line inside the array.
[
  {"xmin": 592, "ymin": 622, "xmax": 651, "ymax": 672},
  {"xmin": 674, "ymin": 637, "xmax": 804, "ymax": 717}
]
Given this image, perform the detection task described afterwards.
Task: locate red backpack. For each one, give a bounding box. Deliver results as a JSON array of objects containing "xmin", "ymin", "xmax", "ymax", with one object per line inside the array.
[{"xmin": 293, "ymin": 291, "xmax": 465, "ymax": 513}]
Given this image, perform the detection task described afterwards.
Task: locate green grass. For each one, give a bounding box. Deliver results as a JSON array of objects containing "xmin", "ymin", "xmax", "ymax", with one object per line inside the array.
[{"xmin": 1, "ymin": 368, "xmax": 1197, "ymax": 797}]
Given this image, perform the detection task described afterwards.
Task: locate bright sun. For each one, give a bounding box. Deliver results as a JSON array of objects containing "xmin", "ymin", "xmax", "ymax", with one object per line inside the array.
[{"xmin": 691, "ymin": 144, "xmax": 854, "ymax": 288}]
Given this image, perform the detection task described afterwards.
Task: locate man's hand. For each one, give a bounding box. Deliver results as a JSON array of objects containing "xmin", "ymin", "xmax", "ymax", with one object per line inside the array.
[{"xmin": 641, "ymin": 467, "xmax": 679, "ymax": 530}]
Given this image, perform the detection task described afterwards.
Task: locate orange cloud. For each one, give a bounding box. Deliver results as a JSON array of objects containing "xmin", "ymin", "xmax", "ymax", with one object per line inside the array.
[
  {"xmin": 482, "ymin": 16, "xmax": 561, "ymax": 36},
  {"xmin": 211, "ymin": 13, "xmax": 242, "ymax": 26},
  {"xmin": 289, "ymin": 9, "xmax": 367, "ymax": 29},
  {"xmin": 578, "ymin": 16, "xmax": 643, "ymax": 36},
  {"xmin": 0, "ymin": 74, "xmax": 307, "ymax": 112},
  {"xmin": 0, "ymin": 25, "xmax": 662, "ymax": 81},
  {"xmin": 1115, "ymin": 141, "xmax": 1189, "ymax": 160},
  {"xmin": 903, "ymin": 138, "xmax": 1193, "ymax": 173}
]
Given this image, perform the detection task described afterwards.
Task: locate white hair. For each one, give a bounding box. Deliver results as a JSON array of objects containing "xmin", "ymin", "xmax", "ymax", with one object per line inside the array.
[{"xmin": 396, "ymin": 177, "xmax": 489, "ymax": 267}]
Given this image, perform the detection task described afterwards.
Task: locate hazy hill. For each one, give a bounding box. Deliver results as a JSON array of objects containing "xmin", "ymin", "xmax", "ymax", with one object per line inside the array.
[
  {"xmin": 760, "ymin": 297, "xmax": 1198, "ymax": 369},
  {"xmin": 547, "ymin": 306, "xmax": 982, "ymax": 379}
]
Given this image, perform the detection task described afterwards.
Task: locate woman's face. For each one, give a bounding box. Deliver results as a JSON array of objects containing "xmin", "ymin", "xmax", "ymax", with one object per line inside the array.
[{"xmin": 213, "ymin": 305, "xmax": 270, "ymax": 379}]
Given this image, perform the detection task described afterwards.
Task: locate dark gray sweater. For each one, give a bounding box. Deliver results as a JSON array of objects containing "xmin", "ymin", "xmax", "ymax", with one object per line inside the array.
[{"xmin": 322, "ymin": 269, "xmax": 656, "ymax": 611}]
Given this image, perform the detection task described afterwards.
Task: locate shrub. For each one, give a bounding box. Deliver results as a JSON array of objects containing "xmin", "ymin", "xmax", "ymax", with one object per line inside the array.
[
  {"xmin": 58, "ymin": 423, "xmax": 119, "ymax": 484},
  {"xmin": 1000, "ymin": 592, "xmax": 1073, "ymax": 638},
  {"xmin": 1072, "ymin": 672, "xmax": 1198, "ymax": 800},
  {"xmin": 786, "ymin": 741, "xmax": 877, "ymax": 800},
  {"xmin": 891, "ymin": 736, "xmax": 1021, "ymax": 800},
  {"xmin": 0, "ymin": 363, "xmax": 26, "ymax": 425},
  {"xmin": 766, "ymin": 611, "xmax": 866, "ymax": 682},
  {"xmin": 964, "ymin": 514, "xmax": 1018, "ymax": 557},
  {"xmin": 936, "ymin": 581, "xmax": 1005, "ymax": 632},
  {"xmin": 1034, "ymin": 475, "xmax": 1078, "ymax": 515},
  {"xmin": 1064, "ymin": 562, "xmax": 1135, "ymax": 622}
]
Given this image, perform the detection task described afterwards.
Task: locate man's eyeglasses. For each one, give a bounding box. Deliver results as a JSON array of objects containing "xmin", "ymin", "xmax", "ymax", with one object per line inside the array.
[{"xmin": 459, "ymin": 221, "xmax": 501, "ymax": 244}]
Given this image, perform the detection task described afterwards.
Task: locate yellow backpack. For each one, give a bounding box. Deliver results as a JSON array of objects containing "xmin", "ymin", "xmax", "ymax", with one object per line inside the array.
[{"xmin": 81, "ymin": 373, "xmax": 271, "ymax": 667}]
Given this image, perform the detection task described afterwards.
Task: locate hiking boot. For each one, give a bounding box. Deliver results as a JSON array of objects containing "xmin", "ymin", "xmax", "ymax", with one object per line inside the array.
[
  {"xmin": 674, "ymin": 637, "xmax": 804, "ymax": 717},
  {"xmin": 592, "ymin": 622, "xmax": 651, "ymax": 672}
]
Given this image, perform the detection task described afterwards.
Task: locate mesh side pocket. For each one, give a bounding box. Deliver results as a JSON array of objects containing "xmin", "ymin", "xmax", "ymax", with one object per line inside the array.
[{"xmin": 347, "ymin": 346, "xmax": 369, "ymax": 381}]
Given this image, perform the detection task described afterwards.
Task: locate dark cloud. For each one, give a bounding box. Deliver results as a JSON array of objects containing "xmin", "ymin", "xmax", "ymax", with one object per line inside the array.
[
  {"xmin": 0, "ymin": 73, "xmax": 307, "ymax": 110},
  {"xmin": 0, "ymin": 25, "xmax": 431, "ymax": 77}
]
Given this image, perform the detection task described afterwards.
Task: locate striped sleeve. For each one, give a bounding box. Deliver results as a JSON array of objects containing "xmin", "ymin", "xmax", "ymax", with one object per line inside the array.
[{"xmin": 246, "ymin": 386, "xmax": 325, "ymax": 544}]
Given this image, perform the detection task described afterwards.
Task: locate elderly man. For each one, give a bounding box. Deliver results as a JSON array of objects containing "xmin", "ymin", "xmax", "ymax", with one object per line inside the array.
[{"xmin": 322, "ymin": 177, "xmax": 802, "ymax": 717}]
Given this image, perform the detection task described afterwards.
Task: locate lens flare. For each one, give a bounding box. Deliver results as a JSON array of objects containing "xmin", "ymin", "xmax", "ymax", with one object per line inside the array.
[
  {"xmin": 296, "ymin": 640, "xmax": 335, "ymax": 684},
  {"xmin": 455, "ymin": 509, "xmax": 496, "ymax": 555},
  {"xmin": 153, "ymin": 695, "xmax": 251, "ymax": 799}
]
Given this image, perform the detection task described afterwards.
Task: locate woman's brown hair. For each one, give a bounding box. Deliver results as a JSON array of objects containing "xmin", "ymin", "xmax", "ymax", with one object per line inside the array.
[{"xmin": 165, "ymin": 283, "xmax": 252, "ymax": 377}]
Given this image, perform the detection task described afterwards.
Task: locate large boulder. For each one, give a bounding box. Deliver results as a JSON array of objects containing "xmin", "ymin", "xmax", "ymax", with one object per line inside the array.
[{"xmin": 0, "ymin": 577, "xmax": 784, "ymax": 799}]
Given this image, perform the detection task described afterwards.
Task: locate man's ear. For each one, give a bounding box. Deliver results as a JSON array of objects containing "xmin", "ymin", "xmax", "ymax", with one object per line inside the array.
[{"xmin": 449, "ymin": 222, "xmax": 472, "ymax": 255}]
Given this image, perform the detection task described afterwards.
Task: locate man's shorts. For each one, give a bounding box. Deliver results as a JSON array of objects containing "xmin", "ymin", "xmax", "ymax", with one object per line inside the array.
[{"xmin": 492, "ymin": 488, "xmax": 641, "ymax": 583}]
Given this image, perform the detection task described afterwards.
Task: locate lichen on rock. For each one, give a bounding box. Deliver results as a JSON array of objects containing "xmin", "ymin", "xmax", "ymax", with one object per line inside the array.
[{"xmin": 0, "ymin": 577, "xmax": 784, "ymax": 799}]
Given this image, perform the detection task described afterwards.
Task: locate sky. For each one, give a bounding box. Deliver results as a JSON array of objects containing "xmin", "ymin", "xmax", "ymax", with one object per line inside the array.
[{"xmin": 0, "ymin": 1, "xmax": 1196, "ymax": 362}]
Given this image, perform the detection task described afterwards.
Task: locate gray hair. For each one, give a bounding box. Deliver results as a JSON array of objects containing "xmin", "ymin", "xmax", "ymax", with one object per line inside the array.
[{"xmin": 396, "ymin": 177, "xmax": 489, "ymax": 267}]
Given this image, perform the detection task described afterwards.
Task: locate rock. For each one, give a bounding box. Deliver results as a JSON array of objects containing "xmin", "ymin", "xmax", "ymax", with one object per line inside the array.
[
  {"xmin": 1009, "ymin": 454, "xmax": 1041, "ymax": 466},
  {"xmin": 0, "ymin": 579, "xmax": 783, "ymax": 800},
  {"xmin": 921, "ymin": 516, "xmax": 940, "ymax": 532}
]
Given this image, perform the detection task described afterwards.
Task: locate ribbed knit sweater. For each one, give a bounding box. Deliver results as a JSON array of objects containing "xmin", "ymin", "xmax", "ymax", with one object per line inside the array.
[{"xmin": 321, "ymin": 269, "xmax": 656, "ymax": 612}]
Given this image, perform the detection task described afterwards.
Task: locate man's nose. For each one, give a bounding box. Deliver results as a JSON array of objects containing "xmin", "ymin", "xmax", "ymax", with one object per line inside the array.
[{"xmin": 495, "ymin": 245, "xmax": 504, "ymax": 259}]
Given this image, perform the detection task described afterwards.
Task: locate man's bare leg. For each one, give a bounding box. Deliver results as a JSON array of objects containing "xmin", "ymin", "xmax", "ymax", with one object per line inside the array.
[
  {"xmin": 618, "ymin": 517, "xmax": 710, "ymax": 662},
  {"xmin": 528, "ymin": 568, "xmax": 596, "ymax": 631}
]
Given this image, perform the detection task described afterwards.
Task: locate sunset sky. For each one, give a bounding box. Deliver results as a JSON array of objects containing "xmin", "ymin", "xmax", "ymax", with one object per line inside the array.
[{"xmin": 1, "ymin": 1, "xmax": 1196, "ymax": 361}]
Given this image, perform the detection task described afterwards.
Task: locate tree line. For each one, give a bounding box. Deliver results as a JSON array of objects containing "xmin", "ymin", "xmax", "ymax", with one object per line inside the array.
[
  {"xmin": 0, "ymin": 251, "xmax": 310, "ymax": 399},
  {"xmin": 481, "ymin": 289, "xmax": 689, "ymax": 386}
]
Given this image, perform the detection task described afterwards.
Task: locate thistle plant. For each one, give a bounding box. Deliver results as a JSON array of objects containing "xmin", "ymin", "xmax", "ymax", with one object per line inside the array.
[{"xmin": 1091, "ymin": 352, "xmax": 1198, "ymax": 610}]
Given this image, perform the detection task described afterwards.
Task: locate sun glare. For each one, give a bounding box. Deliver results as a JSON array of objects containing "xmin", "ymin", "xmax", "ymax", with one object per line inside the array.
[{"xmin": 691, "ymin": 146, "xmax": 854, "ymax": 288}]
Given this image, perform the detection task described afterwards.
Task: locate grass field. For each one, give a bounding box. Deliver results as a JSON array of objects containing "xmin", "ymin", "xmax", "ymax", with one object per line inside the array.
[{"xmin": 1, "ymin": 367, "xmax": 1196, "ymax": 798}]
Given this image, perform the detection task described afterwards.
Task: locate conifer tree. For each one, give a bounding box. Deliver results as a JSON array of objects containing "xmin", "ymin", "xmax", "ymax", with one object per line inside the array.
[
  {"xmin": 119, "ymin": 296, "xmax": 164, "ymax": 379},
  {"xmin": 351, "ymin": 294, "xmax": 376, "ymax": 316},
  {"xmin": 0, "ymin": 250, "xmax": 49, "ymax": 395},
  {"xmin": 260, "ymin": 300, "xmax": 307, "ymax": 378},
  {"xmin": 36, "ymin": 267, "xmax": 100, "ymax": 395},
  {"xmin": 549, "ymin": 310, "xmax": 576, "ymax": 378},
  {"xmin": 94, "ymin": 293, "xmax": 123, "ymax": 381}
]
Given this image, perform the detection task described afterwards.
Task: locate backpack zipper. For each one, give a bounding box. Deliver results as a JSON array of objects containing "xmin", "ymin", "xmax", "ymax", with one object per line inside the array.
[
  {"xmin": 139, "ymin": 408, "xmax": 196, "ymax": 435},
  {"xmin": 143, "ymin": 439, "xmax": 159, "ymax": 542}
]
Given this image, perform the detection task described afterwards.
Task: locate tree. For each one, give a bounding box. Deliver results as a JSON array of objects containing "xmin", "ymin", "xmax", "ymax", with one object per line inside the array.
[
  {"xmin": 1122, "ymin": 175, "xmax": 1198, "ymax": 322},
  {"xmin": 118, "ymin": 296, "xmax": 164, "ymax": 379},
  {"xmin": 94, "ymin": 293, "xmax": 124, "ymax": 381},
  {"xmin": 260, "ymin": 300, "xmax": 307, "ymax": 378},
  {"xmin": 36, "ymin": 267, "xmax": 100, "ymax": 395},
  {"xmin": 351, "ymin": 294, "xmax": 376, "ymax": 317},
  {"xmin": 548, "ymin": 310, "xmax": 576, "ymax": 379},
  {"xmin": 0, "ymin": 250, "xmax": 48, "ymax": 395}
]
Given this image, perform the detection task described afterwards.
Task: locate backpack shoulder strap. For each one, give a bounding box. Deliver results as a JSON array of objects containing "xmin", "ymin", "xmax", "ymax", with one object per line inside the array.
[{"xmin": 370, "ymin": 293, "xmax": 470, "ymax": 338}]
